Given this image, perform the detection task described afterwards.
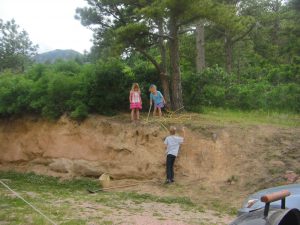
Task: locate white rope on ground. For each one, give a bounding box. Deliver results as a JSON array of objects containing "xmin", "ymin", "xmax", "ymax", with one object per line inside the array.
[{"xmin": 0, "ymin": 180, "xmax": 57, "ymax": 225}]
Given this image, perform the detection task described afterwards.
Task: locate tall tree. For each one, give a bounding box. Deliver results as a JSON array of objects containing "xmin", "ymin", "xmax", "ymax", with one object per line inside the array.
[
  {"xmin": 0, "ymin": 19, "xmax": 38, "ymax": 72},
  {"xmin": 76, "ymin": 1, "xmax": 172, "ymax": 107},
  {"xmin": 195, "ymin": 20, "xmax": 206, "ymax": 72},
  {"xmin": 127, "ymin": 0, "xmax": 226, "ymax": 109},
  {"xmin": 157, "ymin": 18, "xmax": 171, "ymax": 108},
  {"xmin": 76, "ymin": 0, "xmax": 239, "ymax": 109},
  {"xmin": 220, "ymin": 0, "xmax": 256, "ymax": 73}
]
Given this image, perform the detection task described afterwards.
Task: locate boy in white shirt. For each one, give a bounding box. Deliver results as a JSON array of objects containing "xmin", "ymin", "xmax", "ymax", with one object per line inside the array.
[{"xmin": 164, "ymin": 126, "xmax": 185, "ymax": 184}]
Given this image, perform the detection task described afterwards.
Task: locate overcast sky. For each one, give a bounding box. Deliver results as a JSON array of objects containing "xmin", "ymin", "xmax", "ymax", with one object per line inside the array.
[{"xmin": 0, "ymin": 0, "xmax": 93, "ymax": 53}]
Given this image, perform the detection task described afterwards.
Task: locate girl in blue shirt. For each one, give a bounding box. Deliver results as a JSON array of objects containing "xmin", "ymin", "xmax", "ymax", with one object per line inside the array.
[{"xmin": 149, "ymin": 84, "xmax": 166, "ymax": 117}]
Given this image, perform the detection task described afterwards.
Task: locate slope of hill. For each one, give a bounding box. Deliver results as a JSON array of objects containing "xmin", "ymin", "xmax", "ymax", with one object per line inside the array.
[
  {"xmin": 34, "ymin": 49, "xmax": 83, "ymax": 63},
  {"xmin": 0, "ymin": 113, "xmax": 299, "ymax": 210}
]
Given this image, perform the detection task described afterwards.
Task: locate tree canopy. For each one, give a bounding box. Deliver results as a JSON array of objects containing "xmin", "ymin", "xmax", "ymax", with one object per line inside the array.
[{"xmin": 0, "ymin": 19, "xmax": 38, "ymax": 72}]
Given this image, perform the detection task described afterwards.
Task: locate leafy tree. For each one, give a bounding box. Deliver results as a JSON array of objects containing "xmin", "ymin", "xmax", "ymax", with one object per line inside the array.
[
  {"xmin": 0, "ymin": 19, "xmax": 38, "ymax": 72},
  {"xmin": 76, "ymin": 0, "xmax": 240, "ymax": 109},
  {"xmin": 75, "ymin": 0, "xmax": 173, "ymax": 108}
]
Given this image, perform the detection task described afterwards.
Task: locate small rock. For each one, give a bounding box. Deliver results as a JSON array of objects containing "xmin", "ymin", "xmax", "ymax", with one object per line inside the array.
[
  {"xmin": 212, "ymin": 133, "xmax": 218, "ymax": 142},
  {"xmin": 49, "ymin": 158, "xmax": 73, "ymax": 173},
  {"xmin": 72, "ymin": 160, "xmax": 102, "ymax": 177},
  {"xmin": 270, "ymin": 160, "xmax": 285, "ymax": 168},
  {"xmin": 283, "ymin": 171, "xmax": 298, "ymax": 184}
]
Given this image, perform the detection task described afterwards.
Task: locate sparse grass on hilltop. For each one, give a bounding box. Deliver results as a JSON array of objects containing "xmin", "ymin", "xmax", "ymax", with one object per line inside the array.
[
  {"xmin": 114, "ymin": 108, "xmax": 300, "ymax": 128},
  {"xmin": 200, "ymin": 108, "xmax": 300, "ymax": 127}
]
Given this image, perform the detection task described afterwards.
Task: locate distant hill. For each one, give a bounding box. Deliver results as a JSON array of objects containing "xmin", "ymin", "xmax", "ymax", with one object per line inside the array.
[{"xmin": 34, "ymin": 49, "xmax": 83, "ymax": 63}]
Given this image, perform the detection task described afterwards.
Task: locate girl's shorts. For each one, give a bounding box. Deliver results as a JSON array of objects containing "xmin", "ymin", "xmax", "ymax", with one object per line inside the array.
[
  {"xmin": 155, "ymin": 102, "xmax": 164, "ymax": 109},
  {"xmin": 130, "ymin": 102, "xmax": 142, "ymax": 110}
]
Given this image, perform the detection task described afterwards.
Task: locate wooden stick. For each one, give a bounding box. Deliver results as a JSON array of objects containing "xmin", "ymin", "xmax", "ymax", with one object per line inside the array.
[
  {"xmin": 147, "ymin": 104, "xmax": 152, "ymax": 121},
  {"xmin": 88, "ymin": 180, "xmax": 154, "ymax": 193}
]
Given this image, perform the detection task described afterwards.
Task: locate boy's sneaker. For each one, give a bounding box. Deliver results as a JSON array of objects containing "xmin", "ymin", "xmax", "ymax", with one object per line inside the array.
[
  {"xmin": 164, "ymin": 179, "xmax": 172, "ymax": 184},
  {"xmin": 171, "ymin": 179, "xmax": 175, "ymax": 183}
]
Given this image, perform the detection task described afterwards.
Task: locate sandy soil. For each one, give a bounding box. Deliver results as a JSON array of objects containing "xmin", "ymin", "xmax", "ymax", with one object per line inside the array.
[{"xmin": 78, "ymin": 201, "xmax": 233, "ymax": 225}]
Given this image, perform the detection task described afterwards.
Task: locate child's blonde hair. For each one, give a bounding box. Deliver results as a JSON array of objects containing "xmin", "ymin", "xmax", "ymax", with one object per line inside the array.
[
  {"xmin": 131, "ymin": 83, "xmax": 140, "ymax": 91},
  {"xmin": 149, "ymin": 84, "xmax": 157, "ymax": 92},
  {"xmin": 169, "ymin": 126, "xmax": 176, "ymax": 135}
]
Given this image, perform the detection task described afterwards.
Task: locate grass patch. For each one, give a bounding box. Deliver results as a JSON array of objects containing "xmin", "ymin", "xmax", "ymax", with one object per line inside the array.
[
  {"xmin": 101, "ymin": 221, "xmax": 113, "ymax": 225},
  {"xmin": 209, "ymin": 200, "xmax": 238, "ymax": 216},
  {"xmin": 0, "ymin": 171, "xmax": 206, "ymax": 224},
  {"xmin": 153, "ymin": 212, "xmax": 163, "ymax": 217},
  {"xmin": 200, "ymin": 108, "xmax": 300, "ymax": 127},
  {"xmin": 268, "ymin": 167, "xmax": 285, "ymax": 175},
  {"xmin": 0, "ymin": 170, "xmax": 99, "ymax": 191},
  {"xmin": 91, "ymin": 191, "xmax": 204, "ymax": 212}
]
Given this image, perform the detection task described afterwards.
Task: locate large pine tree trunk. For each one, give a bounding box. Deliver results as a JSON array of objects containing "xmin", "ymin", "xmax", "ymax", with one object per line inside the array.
[
  {"xmin": 225, "ymin": 32, "xmax": 233, "ymax": 73},
  {"xmin": 272, "ymin": 0, "xmax": 280, "ymax": 46},
  {"xmin": 157, "ymin": 19, "xmax": 171, "ymax": 109},
  {"xmin": 169, "ymin": 17, "xmax": 184, "ymax": 110},
  {"xmin": 195, "ymin": 20, "xmax": 205, "ymax": 73}
]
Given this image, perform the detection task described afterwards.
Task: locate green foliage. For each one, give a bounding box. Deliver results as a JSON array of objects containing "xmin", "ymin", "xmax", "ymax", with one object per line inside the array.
[
  {"xmin": 0, "ymin": 61, "xmax": 85, "ymax": 119},
  {"xmin": 0, "ymin": 54, "xmax": 300, "ymax": 120},
  {"xmin": 183, "ymin": 65, "xmax": 300, "ymax": 113},
  {"xmin": 0, "ymin": 55, "xmax": 299, "ymax": 120},
  {"xmin": 0, "ymin": 73, "xmax": 33, "ymax": 116},
  {"xmin": 52, "ymin": 60, "xmax": 81, "ymax": 75},
  {"xmin": 42, "ymin": 72, "xmax": 82, "ymax": 118},
  {"xmin": 0, "ymin": 58, "xmax": 159, "ymax": 119},
  {"xmin": 85, "ymin": 58, "xmax": 134, "ymax": 115},
  {"xmin": 70, "ymin": 104, "xmax": 88, "ymax": 121}
]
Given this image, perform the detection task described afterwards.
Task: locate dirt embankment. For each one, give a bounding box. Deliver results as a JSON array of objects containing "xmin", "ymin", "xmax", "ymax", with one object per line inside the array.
[{"xmin": 0, "ymin": 115, "xmax": 299, "ymax": 189}]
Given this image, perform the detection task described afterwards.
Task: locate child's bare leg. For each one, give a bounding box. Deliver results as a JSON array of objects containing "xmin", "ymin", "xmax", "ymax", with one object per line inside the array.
[
  {"xmin": 131, "ymin": 109, "xmax": 135, "ymax": 121},
  {"xmin": 136, "ymin": 109, "xmax": 140, "ymax": 120},
  {"xmin": 158, "ymin": 108, "xmax": 162, "ymax": 117},
  {"xmin": 153, "ymin": 107, "xmax": 157, "ymax": 116},
  {"xmin": 134, "ymin": 109, "xmax": 138, "ymax": 120}
]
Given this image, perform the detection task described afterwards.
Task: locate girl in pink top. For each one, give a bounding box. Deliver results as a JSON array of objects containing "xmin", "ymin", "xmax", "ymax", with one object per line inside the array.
[{"xmin": 129, "ymin": 83, "xmax": 142, "ymax": 121}]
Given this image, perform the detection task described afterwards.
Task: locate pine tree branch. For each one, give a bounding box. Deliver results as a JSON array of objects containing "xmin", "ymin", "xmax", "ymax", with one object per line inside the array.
[
  {"xmin": 232, "ymin": 23, "xmax": 256, "ymax": 43},
  {"xmin": 135, "ymin": 47, "xmax": 161, "ymax": 73}
]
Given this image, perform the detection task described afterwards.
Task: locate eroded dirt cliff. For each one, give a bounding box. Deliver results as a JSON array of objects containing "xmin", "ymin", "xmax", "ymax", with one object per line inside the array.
[{"xmin": 0, "ymin": 115, "xmax": 299, "ymax": 187}]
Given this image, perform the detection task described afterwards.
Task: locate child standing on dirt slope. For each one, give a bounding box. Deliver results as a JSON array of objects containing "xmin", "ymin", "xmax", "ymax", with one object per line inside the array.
[
  {"xmin": 149, "ymin": 84, "xmax": 166, "ymax": 117},
  {"xmin": 164, "ymin": 126, "xmax": 185, "ymax": 184},
  {"xmin": 129, "ymin": 83, "xmax": 142, "ymax": 122}
]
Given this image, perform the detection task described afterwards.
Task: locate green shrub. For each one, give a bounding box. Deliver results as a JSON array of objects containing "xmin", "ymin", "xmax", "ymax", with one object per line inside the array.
[
  {"xmin": 85, "ymin": 58, "xmax": 134, "ymax": 115},
  {"xmin": 0, "ymin": 58, "xmax": 299, "ymax": 119},
  {"xmin": 0, "ymin": 74, "xmax": 33, "ymax": 116},
  {"xmin": 183, "ymin": 65, "xmax": 300, "ymax": 113},
  {"xmin": 52, "ymin": 60, "xmax": 81, "ymax": 76},
  {"xmin": 266, "ymin": 83, "xmax": 300, "ymax": 112},
  {"xmin": 70, "ymin": 103, "xmax": 89, "ymax": 121}
]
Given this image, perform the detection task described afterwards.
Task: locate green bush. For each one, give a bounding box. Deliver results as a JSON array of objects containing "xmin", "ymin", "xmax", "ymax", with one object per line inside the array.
[
  {"xmin": 70, "ymin": 103, "xmax": 88, "ymax": 121},
  {"xmin": 85, "ymin": 58, "xmax": 134, "ymax": 115},
  {"xmin": 266, "ymin": 83, "xmax": 300, "ymax": 112},
  {"xmin": 0, "ymin": 61, "xmax": 85, "ymax": 119},
  {"xmin": 183, "ymin": 65, "xmax": 300, "ymax": 113},
  {"xmin": 0, "ymin": 74, "xmax": 33, "ymax": 116},
  {"xmin": 183, "ymin": 65, "xmax": 231, "ymax": 111},
  {"xmin": 0, "ymin": 59, "xmax": 299, "ymax": 120},
  {"xmin": 52, "ymin": 60, "xmax": 81, "ymax": 76},
  {"xmin": 41, "ymin": 73, "xmax": 82, "ymax": 118}
]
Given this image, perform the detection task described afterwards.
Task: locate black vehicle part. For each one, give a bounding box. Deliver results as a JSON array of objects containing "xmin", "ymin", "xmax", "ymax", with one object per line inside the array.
[
  {"xmin": 230, "ymin": 189, "xmax": 300, "ymax": 225},
  {"xmin": 229, "ymin": 208, "xmax": 300, "ymax": 225},
  {"xmin": 278, "ymin": 208, "xmax": 300, "ymax": 225}
]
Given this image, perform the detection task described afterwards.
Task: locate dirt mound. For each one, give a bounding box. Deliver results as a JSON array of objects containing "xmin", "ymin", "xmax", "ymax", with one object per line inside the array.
[{"xmin": 0, "ymin": 114, "xmax": 299, "ymax": 190}]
